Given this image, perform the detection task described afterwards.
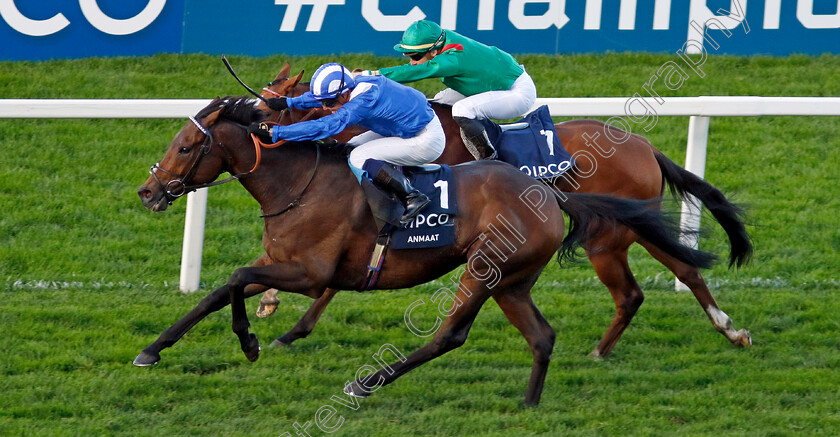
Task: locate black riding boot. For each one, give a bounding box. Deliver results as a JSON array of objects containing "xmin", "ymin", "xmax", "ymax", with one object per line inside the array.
[
  {"xmin": 454, "ymin": 116, "xmax": 497, "ymax": 160},
  {"xmin": 371, "ymin": 163, "xmax": 431, "ymax": 224}
]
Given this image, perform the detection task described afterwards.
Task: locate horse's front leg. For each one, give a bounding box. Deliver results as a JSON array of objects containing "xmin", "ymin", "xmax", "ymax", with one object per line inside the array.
[
  {"xmin": 226, "ymin": 261, "xmax": 328, "ymax": 362},
  {"xmin": 133, "ymin": 282, "xmax": 268, "ymax": 366},
  {"xmin": 133, "ymin": 255, "xmax": 276, "ymax": 367}
]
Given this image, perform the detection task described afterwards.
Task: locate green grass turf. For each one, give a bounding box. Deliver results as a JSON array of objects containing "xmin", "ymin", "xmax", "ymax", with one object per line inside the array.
[{"xmin": 1, "ymin": 53, "xmax": 839, "ymax": 436}]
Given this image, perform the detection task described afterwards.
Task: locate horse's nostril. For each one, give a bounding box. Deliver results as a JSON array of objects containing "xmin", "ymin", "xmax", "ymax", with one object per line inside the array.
[{"xmin": 138, "ymin": 188, "xmax": 152, "ymax": 199}]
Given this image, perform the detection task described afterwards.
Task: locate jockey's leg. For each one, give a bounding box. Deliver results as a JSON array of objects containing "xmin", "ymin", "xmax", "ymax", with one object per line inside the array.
[
  {"xmin": 347, "ymin": 116, "xmax": 445, "ymax": 223},
  {"xmin": 432, "ymin": 88, "xmax": 466, "ymax": 106},
  {"xmin": 452, "ymin": 69, "xmax": 537, "ymax": 159},
  {"xmin": 367, "ymin": 161, "xmax": 431, "ymax": 224},
  {"xmin": 347, "ymin": 115, "xmax": 444, "ymax": 168},
  {"xmin": 453, "ymin": 115, "xmax": 497, "ymax": 160}
]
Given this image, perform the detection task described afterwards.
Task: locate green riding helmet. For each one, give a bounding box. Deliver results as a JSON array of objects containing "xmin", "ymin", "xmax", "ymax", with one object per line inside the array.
[{"xmin": 394, "ymin": 20, "xmax": 446, "ymax": 53}]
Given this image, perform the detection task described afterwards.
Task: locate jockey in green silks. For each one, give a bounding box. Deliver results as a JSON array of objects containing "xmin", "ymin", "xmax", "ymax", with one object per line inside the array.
[{"xmin": 356, "ymin": 20, "xmax": 537, "ymax": 159}]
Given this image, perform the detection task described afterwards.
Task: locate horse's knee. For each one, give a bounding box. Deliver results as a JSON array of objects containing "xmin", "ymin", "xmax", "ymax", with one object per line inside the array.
[
  {"xmin": 227, "ymin": 267, "xmax": 251, "ymax": 289},
  {"xmin": 617, "ymin": 289, "xmax": 644, "ymax": 317}
]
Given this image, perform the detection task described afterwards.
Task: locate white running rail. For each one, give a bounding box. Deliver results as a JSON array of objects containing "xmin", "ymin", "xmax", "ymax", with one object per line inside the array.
[{"xmin": 3, "ymin": 97, "xmax": 840, "ymax": 291}]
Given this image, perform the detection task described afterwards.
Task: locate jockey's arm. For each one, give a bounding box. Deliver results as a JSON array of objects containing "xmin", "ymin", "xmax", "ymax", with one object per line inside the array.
[
  {"xmin": 377, "ymin": 55, "xmax": 460, "ymax": 84},
  {"xmin": 271, "ymin": 96, "xmax": 371, "ymax": 142},
  {"xmin": 286, "ymin": 92, "xmax": 323, "ymax": 110}
]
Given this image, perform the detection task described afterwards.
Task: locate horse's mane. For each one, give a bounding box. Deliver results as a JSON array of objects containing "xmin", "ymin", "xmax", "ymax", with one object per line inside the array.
[
  {"xmin": 196, "ymin": 96, "xmax": 268, "ymax": 126},
  {"xmin": 196, "ymin": 95, "xmax": 356, "ymax": 158}
]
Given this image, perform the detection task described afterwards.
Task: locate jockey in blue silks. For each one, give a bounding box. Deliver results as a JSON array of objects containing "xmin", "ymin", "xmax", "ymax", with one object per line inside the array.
[{"xmin": 249, "ymin": 63, "xmax": 445, "ymax": 224}]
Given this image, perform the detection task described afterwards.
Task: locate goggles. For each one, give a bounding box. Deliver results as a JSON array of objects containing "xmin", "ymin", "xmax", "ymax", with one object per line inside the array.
[{"xmin": 404, "ymin": 52, "xmax": 427, "ymax": 62}]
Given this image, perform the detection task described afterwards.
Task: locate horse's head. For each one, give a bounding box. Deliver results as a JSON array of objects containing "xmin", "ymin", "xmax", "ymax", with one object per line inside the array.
[
  {"xmin": 259, "ymin": 62, "xmax": 307, "ymax": 109},
  {"xmin": 138, "ymin": 97, "xmax": 265, "ymax": 211}
]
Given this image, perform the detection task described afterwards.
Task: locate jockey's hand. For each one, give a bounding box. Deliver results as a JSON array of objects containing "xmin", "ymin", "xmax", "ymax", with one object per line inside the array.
[
  {"xmin": 265, "ymin": 97, "xmax": 288, "ymax": 111},
  {"xmin": 248, "ymin": 122, "xmax": 273, "ymax": 143},
  {"xmin": 351, "ymin": 69, "xmax": 378, "ymax": 78}
]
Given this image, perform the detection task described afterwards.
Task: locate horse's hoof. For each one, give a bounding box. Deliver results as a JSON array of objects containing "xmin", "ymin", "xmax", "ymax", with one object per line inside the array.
[
  {"xmin": 736, "ymin": 329, "xmax": 752, "ymax": 347},
  {"xmin": 588, "ymin": 349, "xmax": 605, "ymax": 360},
  {"xmin": 270, "ymin": 338, "xmax": 291, "ymax": 347},
  {"xmin": 133, "ymin": 350, "xmax": 161, "ymax": 367},
  {"xmin": 256, "ymin": 290, "xmax": 280, "ymax": 318},
  {"xmin": 256, "ymin": 301, "xmax": 279, "ymax": 318},
  {"xmin": 243, "ymin": 333, "xmax": 261, "ymax": 362},
  {"xmin": 343, "ymin": 381, "xmax": 371, "ymax": 398}
]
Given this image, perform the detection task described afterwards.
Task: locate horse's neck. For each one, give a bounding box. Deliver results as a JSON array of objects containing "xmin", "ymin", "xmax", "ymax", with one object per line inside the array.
[{"xmin": 238, "ymin": 143, "xmax": 360, "ymax": 219}]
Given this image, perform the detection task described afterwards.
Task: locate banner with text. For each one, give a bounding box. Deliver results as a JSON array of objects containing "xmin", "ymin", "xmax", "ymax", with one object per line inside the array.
[{"xmin": 2, "ymin": 0, "xmax": 839, "ymax": 60}]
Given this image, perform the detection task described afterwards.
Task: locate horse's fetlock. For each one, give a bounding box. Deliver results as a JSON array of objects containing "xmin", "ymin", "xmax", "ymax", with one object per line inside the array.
[{"xmin": 232, "ymin": 320, "xmax": 251, "ymax": 334}]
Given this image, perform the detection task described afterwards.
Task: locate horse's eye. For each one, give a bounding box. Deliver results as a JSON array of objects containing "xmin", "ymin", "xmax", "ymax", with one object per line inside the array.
[{"xmin": 178, "ymin": 147, "xmax": 191, "ymax": 154}]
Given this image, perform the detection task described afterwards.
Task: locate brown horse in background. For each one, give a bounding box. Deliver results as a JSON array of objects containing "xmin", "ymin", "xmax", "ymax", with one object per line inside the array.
[
  {"xmin": 134, "ymin": 96, "xmax": 715, "ymax": 405},
  {"xmin": 255, "ymin": 64, "xmax": 753, "ymax": 357}
]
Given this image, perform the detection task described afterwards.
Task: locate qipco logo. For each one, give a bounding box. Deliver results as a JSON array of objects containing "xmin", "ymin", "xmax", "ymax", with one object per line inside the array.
[{"xmin": 0, "ymin": 0, "xmax": 166, "ymax": 36}]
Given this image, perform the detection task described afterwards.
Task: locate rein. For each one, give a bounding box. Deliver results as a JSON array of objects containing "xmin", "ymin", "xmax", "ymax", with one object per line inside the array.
[{"xmin": 260, "ymin": 141, "xmax": 321, "ymax": 218}]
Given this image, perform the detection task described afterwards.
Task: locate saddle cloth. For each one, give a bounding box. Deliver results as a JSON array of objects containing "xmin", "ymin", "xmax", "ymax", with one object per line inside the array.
[
  {"xmin": 482, "ymin": 105, "xmax": 575, "ymax": 180},
  {"xmin": 391, "ymin": 164, "xmax": 458, "ymax": 249}
]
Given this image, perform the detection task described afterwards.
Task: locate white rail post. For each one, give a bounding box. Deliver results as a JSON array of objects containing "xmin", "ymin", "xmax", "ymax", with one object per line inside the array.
[
  {"xmin": 676, "ymin": 115, "xmax": 710, "ymax": 291},
  {"xmin": 180, "ymin": 188, "xmax": 208, "ymax": 292}
]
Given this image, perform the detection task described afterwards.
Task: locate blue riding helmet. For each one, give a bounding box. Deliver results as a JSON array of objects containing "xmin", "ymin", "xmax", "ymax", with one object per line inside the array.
[{"xmin": 311, "ymin": 63, "xmax": 355, "ymax": 100}]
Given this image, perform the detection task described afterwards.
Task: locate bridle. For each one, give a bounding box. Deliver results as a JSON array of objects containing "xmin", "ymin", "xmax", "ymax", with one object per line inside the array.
[
  {"xmin": 149, "ymin": 115, "xmax": 322, "ymax": 218},
  {"xmin": 262, "ymin": 78, "xmax": 321, "ymax": 125},
  {"xmin": 148, "ymin": 116, "xmax": 254, "ymax": 204}
]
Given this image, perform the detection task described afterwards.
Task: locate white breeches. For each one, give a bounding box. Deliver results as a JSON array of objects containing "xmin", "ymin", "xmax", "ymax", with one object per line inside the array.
[
  {"xmin": 433, "ymin": 68, "xmax": 537, "ymax": 120},
  {"xmin": 347, "ymin": 114, "xmax": 446, "ymax": 169}
]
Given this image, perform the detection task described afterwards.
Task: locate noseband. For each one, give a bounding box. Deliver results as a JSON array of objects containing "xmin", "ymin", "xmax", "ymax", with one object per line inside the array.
[{"xmin": 149, "ymin": 116, "xmax": 252, "ymax": 204}]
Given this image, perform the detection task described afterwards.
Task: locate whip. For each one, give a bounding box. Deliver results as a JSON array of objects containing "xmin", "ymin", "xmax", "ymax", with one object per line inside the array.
[{"xmin": 221, "ymin": 55, "xmax": 268, "ymax": 103}]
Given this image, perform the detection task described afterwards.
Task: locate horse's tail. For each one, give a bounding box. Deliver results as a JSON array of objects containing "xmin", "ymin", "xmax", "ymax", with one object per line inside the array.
[
  {"xmin": 653, "ymin": 149, "xmax": 753, "ymax": 268},
  {"xmin": 554, "ymin": 191, "xmax": 717, "ymax": 270}
]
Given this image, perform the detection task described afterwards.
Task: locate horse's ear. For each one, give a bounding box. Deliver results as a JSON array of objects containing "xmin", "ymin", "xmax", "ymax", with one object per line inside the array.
[
  {"xmin": 202, "ymin": 109, "xmax": 223, "ymax": 128},
  {"xmin": 290, "ymin": 70, "xmax": 305, "ymax": 87},
  {"xmin": 275, "ymin": 62, "xmax": 291, "ymax": 81}
]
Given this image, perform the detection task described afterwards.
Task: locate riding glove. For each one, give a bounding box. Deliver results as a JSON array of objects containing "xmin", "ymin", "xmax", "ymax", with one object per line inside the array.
[
  {"xmin": 248, "ymin": 122, "xmax": 274, "ymax": 143},
  {"xmin": 265, "ymin": 97, "xmax": 288, "ymax": 111}
]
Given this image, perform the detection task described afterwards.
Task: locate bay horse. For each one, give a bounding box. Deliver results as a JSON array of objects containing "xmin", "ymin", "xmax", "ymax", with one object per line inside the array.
[
  {"xmin": 255, "ymin": 64, "xmax": 752, "ymax": 357},
  {"xmin": 135, "ymin": 96, "xmax": 715, "ymax": 405}
]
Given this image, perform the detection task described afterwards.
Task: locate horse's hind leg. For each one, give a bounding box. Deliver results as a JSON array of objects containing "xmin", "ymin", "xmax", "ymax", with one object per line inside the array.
[
  {"xmin": 343, "ymin": 275, "xmax": 493, "ymax": 400},
  {"xmin": 588, "ymin": 246, "xmax": 646, "ymax": 358},
  {"xmin": 639, "ymin": 240, "xmax": 751, "ymax": 347},
  {"xmin": 270, "ymin": 288, "xmax": 340, "ymax": 347},
  {"xmin": 493, "ymin": 288, "xmax": 555, "ymax": 406}
]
